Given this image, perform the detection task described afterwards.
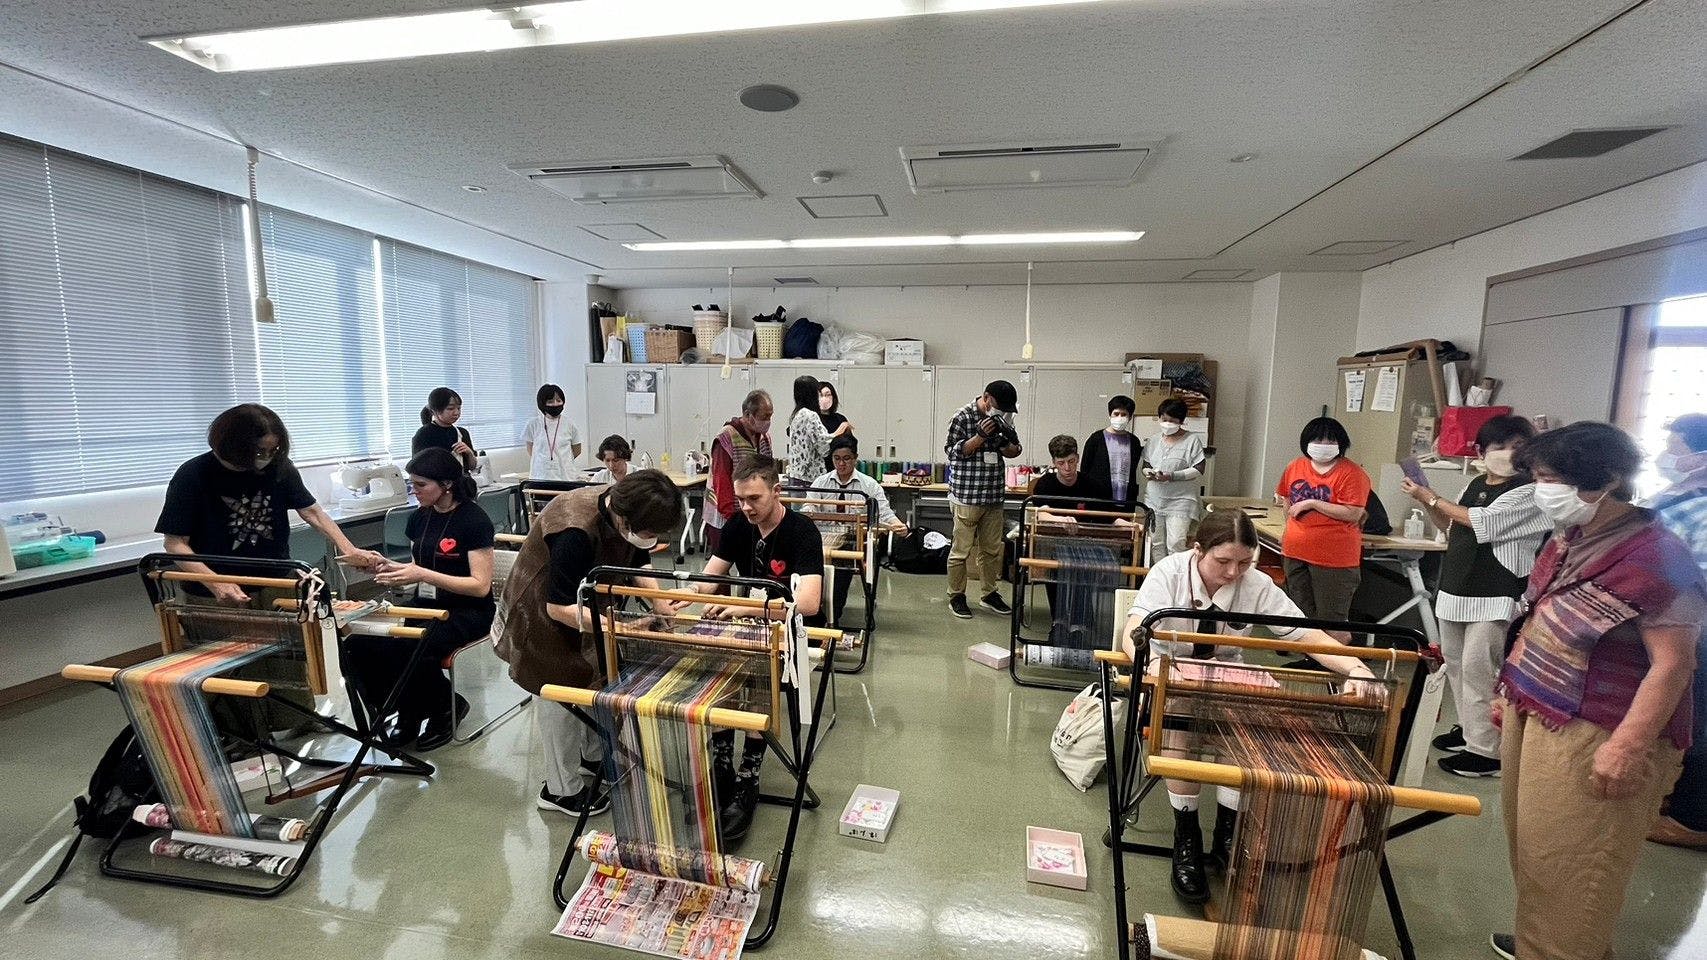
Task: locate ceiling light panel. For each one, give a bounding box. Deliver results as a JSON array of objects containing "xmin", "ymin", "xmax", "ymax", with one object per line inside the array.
[
  {"xmin": 148, "ymin": 1, "xmax": 1118, "ymax": 72},
  {"xmin": 623, "ymin": 230, "xmax": 1142, "ymax": 251}
]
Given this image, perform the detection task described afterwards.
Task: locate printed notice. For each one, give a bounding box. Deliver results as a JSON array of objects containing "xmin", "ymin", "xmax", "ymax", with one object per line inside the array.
[
  {"xmin": 1371, "ymin": 366, "xmax": 1399, "ymax": 413},
  {"xmin": 1343, "ymin": 370, "xmax": 1366, "ymax": 413},
  {"xmin": 625, "ymin": 370, "xmax": 658, "ymax": 416}
]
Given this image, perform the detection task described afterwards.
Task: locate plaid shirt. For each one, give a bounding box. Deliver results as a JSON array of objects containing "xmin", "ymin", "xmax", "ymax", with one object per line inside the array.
[
  {"xmin": 1656, "ymin": 485, "xmax": 1707, "ymax": 576},
  {"xmin": 944, "ymin": 399, "xmax": 1008, "ymax": 505}
]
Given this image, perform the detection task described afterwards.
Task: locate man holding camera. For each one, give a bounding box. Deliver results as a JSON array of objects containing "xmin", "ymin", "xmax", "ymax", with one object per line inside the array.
[{"xmin": 943, "ymin": 379, "xmax": 1023, "ymax": 619}]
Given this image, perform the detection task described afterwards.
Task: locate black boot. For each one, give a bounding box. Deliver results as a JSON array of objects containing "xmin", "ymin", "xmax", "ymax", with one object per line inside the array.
[
  {"xmin": 720, "ymin": 739, "xmax": 764, "ymax": 844},
  {"xmin": 710, "ymin": 731, "xmax": 736, "ymax": 824},
  {"xmin": 1208, "ymin": 803, "xmax": 1239, "ymax": 874},
  {"xmin": 1171, "ymin": 807, "xmax": 1209, "ymax": 904}
]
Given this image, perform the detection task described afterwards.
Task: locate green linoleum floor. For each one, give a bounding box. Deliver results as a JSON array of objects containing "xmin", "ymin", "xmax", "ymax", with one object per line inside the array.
[{"xmin": 2, "ymin": 571, "xmax": 1705, "ymax": 959}]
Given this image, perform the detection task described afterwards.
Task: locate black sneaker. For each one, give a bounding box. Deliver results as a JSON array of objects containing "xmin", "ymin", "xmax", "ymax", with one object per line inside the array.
[
  {"xmin": 1489, "ymin": 933, "xmax": 1515, "ymax": 959},
  {"xmin": 537, "ymin": 783, "xmax": 611, "ymax": 817},
  {"xmin": 1432, "ymin": 725, "xmax": 1467, "ymax": 753},
  {"xmin": 949, "ymin": 594, "xmax": 973, "ymax": 619},
  {"xmin": 979, "ymin": 591, "xmax": 1013, "ymax": 615},
  {"xmin": 1439, "ymin": 752, "xmax": 1501, "ymax": 778}
]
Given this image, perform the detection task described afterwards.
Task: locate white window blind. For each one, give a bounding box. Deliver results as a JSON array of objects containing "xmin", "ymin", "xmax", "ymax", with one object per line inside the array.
[
  {"xmin": 381, "ymin": 240, "xmax": 537, "ymax": 453},
  {"xmin": 255, "ymin": 207, "xmax": 387, "ymax": 462},
  {"xmin": 0, "ymin": 137, "xmax": 255, "ymax": 500}
]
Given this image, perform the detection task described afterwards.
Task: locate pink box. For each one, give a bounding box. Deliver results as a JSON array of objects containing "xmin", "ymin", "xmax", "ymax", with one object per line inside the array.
[
  {"xmin": 1026, "ymin": 826, "xmax": 1087, "ymax": 890},
  {"xmin": 968, "ymin": 642, "xmax": 1011, "ymax": 669}
]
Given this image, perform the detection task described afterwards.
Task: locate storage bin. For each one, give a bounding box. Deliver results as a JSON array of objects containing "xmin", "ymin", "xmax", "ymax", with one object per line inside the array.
[
  {"xmin": 754, "ymin": 321, "xmax": 785, "ymax": 360},
  {"xmin": 884, "ymin": 338, "xmax": 925, "ymax": 366},
  {"xmin": 692, "ymin": 311, "xmax": 728, "ymax": 348},
  {"xmin": 645, "ymin": 326, "xmax": 695, "ymax": 364},
  {"xmin": 13, "ymin": 534, "xmax": 97, "ymax": 569},
  {"xmin": 625, "ymin": 324, "xmax": 651, "ymax": 364}
]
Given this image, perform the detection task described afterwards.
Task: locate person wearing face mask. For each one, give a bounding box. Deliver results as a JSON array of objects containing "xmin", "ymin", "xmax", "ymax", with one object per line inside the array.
[
  {"xmin": 1273, "ymin": 417, "xmax": 1370, "ymax": 623},
  {"xmin": 589, "ymin": 434, "xmax": 632, "ymax": 484},
  {"xmin": 1081, "ymin": 395, "xmax": 1142, "ymax": 510},
  {"xmin": 412, "ymin": 386, "xmax": 477, "ymax": 472},
  {"xmin": 1485, "ymin": 421, "xmax": 1706, "ymax": 960},
  {"xmin": 522, "ymin": 383, "xmax": 583, "ymax": 481},
  {"xmin": 816, "ymin": 381, "xmax": 850, "ymax": 472},
  {"xmin": 707, "ymin": 390, "xmax": 774, "ymax": 554},
  {"xmin": 784, "ymin": 375, "xmax": 852, "ymax": 488},
  {"xmin": 345, "ymin": 448, "xmax": 495, "ymax": 751},
  {"xmin": 1142, "ymin": 397, "xmax": 1208, "ymax": 556},
  {"xmin": 494, "ymin": 469, "xmax": 684, "ymax": 818},
  {"xmin": 943, "ymin": 380, "xmax": 1023, "ymax": 620},
  {"xmin": 1646, "ymin": 413, "xmax": 1707, "ymax": 849},
  {"xmin": 1118, "ymin": 510, "xmax": 1376, "ymax": 904},
  {"xmin": 1400, "ymin": 415, "xmax": 1550, "ymax": 779},
  {"xmin": 809, "ymin": 437, "xmax": 908, "ymax": 626}
]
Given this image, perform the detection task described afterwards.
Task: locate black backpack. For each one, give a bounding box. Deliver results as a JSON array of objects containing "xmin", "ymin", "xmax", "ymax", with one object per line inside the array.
[
  {"xmin": 884, "ymin": 526, "xmax": 951, "ymax": 575},
  {"xmin": 25, "ymin": 726, "xmax": 160, "ymax": 903},
  {"xmin": 783, "ymin": 317, "xmax": 824, "ymax": 359}
]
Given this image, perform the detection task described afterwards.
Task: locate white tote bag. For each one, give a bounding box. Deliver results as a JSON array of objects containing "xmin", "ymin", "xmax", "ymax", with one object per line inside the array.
[{"xmin": 1051, "ymin": 682, "xmax": 1126, "ymax": 791}]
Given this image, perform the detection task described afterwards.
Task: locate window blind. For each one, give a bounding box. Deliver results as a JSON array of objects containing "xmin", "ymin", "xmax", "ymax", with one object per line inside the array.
[
  {"xmin": 381, "ymin": 240, "xmax": 536, "ymax": 453},
  {"xmin": 0, "ymin": 137, "xmax": 255, "ymax": 500},
  {"xmin": 255, "ymin": 207, "xmax": 387, "ymax": 462}
]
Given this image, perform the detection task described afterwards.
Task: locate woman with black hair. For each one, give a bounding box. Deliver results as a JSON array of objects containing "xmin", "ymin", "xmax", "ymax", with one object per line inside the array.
[
  {"xmin": 1491, "ymin": 421, "xmax": 1705, "ymax": 960},
  {"xmin": 1401, "ymin": 414, "xmax": 1549, "ymax": 778},
  {"xmin": 1274, "ymin": 416, "xmax": 1370, "ymax": 622},
  {"xmin": 1081, "ymin": 395, "xmax": 1141, "ymax": 510},
  {"xmin": 352, "ymin": 447, "xmax": 496, "ymax": 751},
  {"xmin": 783, "ymin": 374, "xmax": 850, "ymax": 487},
  {"xmin": 412, "ymin": 387, "xmax": 477, "ymax": 471},
  {"xmin": 1143, "ymin": 396, "xmax": 1207, "ymax": 556},
  {"xmin": 523, "ymin": 383, "xmax": 582, "ymax": 481},
  {"xmin": 817, "ymin": 381, "xmax": 849, "ymax": 471},
  {"xmin": 590, "ymin": 434, "xmax": 632, "ymax": 483}
]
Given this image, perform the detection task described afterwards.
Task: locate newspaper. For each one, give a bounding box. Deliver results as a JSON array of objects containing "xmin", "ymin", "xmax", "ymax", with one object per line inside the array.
[{"xmin": 553, "ymin": 864, "xmax": 760, "ymax": 960}]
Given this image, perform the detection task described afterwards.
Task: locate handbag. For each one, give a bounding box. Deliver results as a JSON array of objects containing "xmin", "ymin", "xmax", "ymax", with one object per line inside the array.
[{"xmin": 1051, "ymin": 682, "xmax": 1127, "ymax": 791}]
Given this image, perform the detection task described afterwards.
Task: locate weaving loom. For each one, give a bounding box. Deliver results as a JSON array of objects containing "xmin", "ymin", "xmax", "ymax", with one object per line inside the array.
[
  {"xmin": 541, "ymin": 567, "xmax": 836, "ymax": 954},
  {"xmin": 782, "ymin": 488, "xmax": 881, "ymax": 673},
  {"xmin": 1097, "ymin": 609, "xmax": 1481, "ymax": 960},
  {"xmin": 1009, "ymin": 495, "xmax": 1151, "ymax": 689},
  {"xmin": 517, "ymin": 478, "xmax": 602, "ymax": 532},
  {"xmin": 59, "ymin": 553, "xmax": 441, "ymax": 897}
]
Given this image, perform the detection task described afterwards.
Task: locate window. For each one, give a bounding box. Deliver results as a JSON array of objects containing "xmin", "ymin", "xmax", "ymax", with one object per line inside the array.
[
  {"xmin": 1616, "ymin": 294, "xmax": 1707, "ymax": 499},
  {"xmin": 0, "ymin": 137, "xmax": 255, "ymax": 500},
  {"xmin": 254, "ymin": 207, "xmax": 387, "ymax": 462},
  {"xmin": 381, "ymin": 240, "xmax": 537, "ymax": 454}
]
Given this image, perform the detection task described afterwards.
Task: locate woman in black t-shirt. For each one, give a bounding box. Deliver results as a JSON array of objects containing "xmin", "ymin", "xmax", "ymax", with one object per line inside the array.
[
  {"xmin": 354, "ymin": 447, "xmax": 496, "ymax": 750},
  {"xmin": 817, "ymin": 381, "xmax": 849, "ymax": 472},
  {"xmin": 411, "ymin": 386, "xmax": 477, "ymax": 472}
]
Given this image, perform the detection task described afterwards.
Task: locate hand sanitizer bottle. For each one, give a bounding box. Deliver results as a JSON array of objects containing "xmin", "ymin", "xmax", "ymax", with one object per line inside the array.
[{"xmin": 1404, "ymin": 508, "xmax": 1425, "ymax": 540}]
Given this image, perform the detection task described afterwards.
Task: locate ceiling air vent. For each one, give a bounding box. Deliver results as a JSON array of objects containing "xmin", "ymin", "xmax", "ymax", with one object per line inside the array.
[
  {"xmin": 1512, "ymin": 127, "xmax": 1668, "ymax": 160},
  {"xmin": 773, "ymin": 277, "xmax": 818, "ymax": 285},
  {"xmin": 900, "ymin": 139, "xmax": 1156, "ymax": 194},
  {"xmin": 508, "ymin": 155, "xmax": 762, "ymax": 204}
]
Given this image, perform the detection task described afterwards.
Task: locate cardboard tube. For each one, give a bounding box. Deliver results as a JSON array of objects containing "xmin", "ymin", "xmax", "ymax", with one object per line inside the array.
[
  {"xmin": 1145, "ymin": 756, "xmax": 1481, "ymax": 816},
  {"xmin": 62, "ymin": 664, "xmax": 270, "ymax": 698}
]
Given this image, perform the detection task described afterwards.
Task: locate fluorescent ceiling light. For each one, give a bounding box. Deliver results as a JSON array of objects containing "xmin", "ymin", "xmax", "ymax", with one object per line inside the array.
[
  {"xmin": 148, "ymin": 1, "xmax": 1116, "ymax": 72},
  {"xmin": 623, "ymin": 230, "xmax": 1142, "ymax": 251}
]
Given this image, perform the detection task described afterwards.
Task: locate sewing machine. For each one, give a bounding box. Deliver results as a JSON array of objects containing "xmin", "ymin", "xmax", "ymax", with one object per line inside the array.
[{"xmin": 331, "ymin": 459, "xmax": 408, "ymax": 512}]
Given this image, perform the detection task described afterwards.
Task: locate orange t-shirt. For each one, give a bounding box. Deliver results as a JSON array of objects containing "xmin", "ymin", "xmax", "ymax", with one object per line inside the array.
[{"xmin": 1275, "ymin": 456, "xmax": 1371, "ymax": 569}]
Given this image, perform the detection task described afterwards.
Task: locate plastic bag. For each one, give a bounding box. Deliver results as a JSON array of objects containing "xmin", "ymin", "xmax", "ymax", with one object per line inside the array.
[
  {"xmin": 840, "ymin": 331, "xmax": 884, "ymax": 366},
  {"xmin": 712, "ymin": 326, "xmax": 755, "ymax": 358},
  {"xmin": 817, "ymin": 324, "xmax": 844, "ymax": 360}
]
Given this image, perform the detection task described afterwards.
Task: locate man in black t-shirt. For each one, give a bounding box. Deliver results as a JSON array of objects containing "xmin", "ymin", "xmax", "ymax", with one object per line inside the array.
[
  {"xmin": 694, "ymin": 454, "xmax": 823, "ymax": 846},
  {"xmin": 1031, "ymin": 434, "xmax": 1113, "ymax": 510}
]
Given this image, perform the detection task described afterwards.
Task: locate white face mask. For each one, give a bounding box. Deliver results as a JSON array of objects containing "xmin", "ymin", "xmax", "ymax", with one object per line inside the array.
[
  {"xmin": 1657, "ymin": 452, "xmax": 1684, "ymax": 481},
  {"xmin": 621, "ymin": 528, "xmax": 658, "ymax": 550},
  {"xmin": 1532, "ymin": 481, "xmax": 1605, "ymax": 528},
  {"xmin": 1483, "ymin": 449, "xmax": 1517, "ymax": 478},
  {"xmin": 1306, "ymin": 442, "xmax": 1340, "ymax": 464},
  {"xmin": 1108, "ymin": 415, "xmax": 1131, "ymax": 433},
  {"xmin": 1158, "ymin": 421, "xmax": 1181, "ymax": 437},
  {"xmin": 254, "ymin": 454, "xmax": 275, "ymax": 471},
  {"xmin": 819, "ymin": 395, "xmax": 833, "ymax": 413}
]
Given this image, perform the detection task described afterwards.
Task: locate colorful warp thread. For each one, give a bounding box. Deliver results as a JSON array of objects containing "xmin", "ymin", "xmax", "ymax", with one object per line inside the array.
[{"xmin": 115, "ymin": 640, "xmax": 280, "ymax": 838}]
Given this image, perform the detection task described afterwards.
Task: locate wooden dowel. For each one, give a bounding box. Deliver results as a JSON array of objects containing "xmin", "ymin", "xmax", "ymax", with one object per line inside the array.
[
  {"xmin": 494, "ymin": 533, "xmax": 527, "ymax": 545},
  {"xmin": 1029, "ymin": 507, "xmax": 1143, "ymax": 520},
  {"xmin": 596, "ymin": 584, "xmax": 776, "ymax": 610},
  {"xmin": 825, "ymin": 548, "xmax": 865, "ymax": 561},
  {"xmin": 1151, "ymin": 630, "xmax": 1419, "ymax": 664},
  {"xmin": 664, "ymin": 612, "xmax": 839, "ymax": 643},
  {"xmin": 1021, "ymin": 557, "xmax": 1148, "ymax": 576},
  {"xmin": 1144, "ymin": 756, "xmax": 1482, "ymax": 816},
  {"xmin": 539, "ymin": 684, "xmax": 771, "ymax": 733},
  {"xmin": 613, "ymin": 624, "xmax": 775, "ymax": 652},
  {"xmin": 1095, "ymin": 649, "xmax": 1133, "ymax": 666},
  {"xmin": 779, "ymin": 497, "xmax": 868, "ymax": 509},
  {"xmin": 342, "ymin": 621, "xmax": 429, "ymax": 640},
  {"xmin": 1163, "ymin": 677, "xmax": 1377, "ymax": 710},
  {"xmin": 61, "ymin": 664, "xmax": 270, "ymax": 698},
  {"xmin": 274, "ymin": 599, "xmax": 450, "ymax": 622},
  {"xmin": 155, "ymin": 570, "xmax": 301, "ymax": 589}
]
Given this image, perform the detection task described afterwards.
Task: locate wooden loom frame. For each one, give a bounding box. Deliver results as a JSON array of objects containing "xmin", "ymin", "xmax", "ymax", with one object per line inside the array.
[
  {"xmin": 1009, "ymin": 495, "xmax": 1153, "ymax": 690},
  {"xmin": 59, "ymin": 553, "xmax": 439, "ymax": 898},
  {"xmin": 780, "ymin": 487, "xmax": 882, "ymax": 674},
  {"xmin": 541, "ymin": 566, "xmax": 836, "ymax": 950},
  {"xmin": 516, "ymin": 478, "xmax": 603, "ymax": 533},
  {"xmin": 1097, "ymin": 608, "xmax": 1480, "ymax": 960}
]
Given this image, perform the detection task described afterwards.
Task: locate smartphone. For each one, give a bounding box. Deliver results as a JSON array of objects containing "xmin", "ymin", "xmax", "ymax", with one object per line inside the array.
[{"xmin": 1399, "ymin": 457, "xmax": 1430, "ymax": 489}]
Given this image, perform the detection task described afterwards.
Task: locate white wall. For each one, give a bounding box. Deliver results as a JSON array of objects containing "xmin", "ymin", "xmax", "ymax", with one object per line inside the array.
[
  {"xmin": 1356, "ymin": 160, "xmax": 1707, "ymax": 354},
  {"xmin": 1240, "ymin": 275, "xmax": 1281, "ymax": 495}
]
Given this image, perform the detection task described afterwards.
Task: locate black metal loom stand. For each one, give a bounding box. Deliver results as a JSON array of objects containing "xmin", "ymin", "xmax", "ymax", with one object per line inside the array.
[
  {"xmin": 1101, "ymin": 607, "xmax": 1449, "ymax": 960},
  {"xmin": 793, "ymin": 485, "xmax": 881, "ymax": 675},
  {"xmin": 549, "ymin": 567, "xmax": 831, "ymax": 950}
]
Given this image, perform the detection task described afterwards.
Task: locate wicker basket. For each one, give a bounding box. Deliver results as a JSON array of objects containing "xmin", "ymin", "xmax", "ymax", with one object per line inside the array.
[
  {"xmin": 645, "ymin": 326, "xmax": 695, "ymax": 364},
  {"xmin": 754, "ymin": 321, "xmax": 785, "ymax": 360},
  {"xmin": 692, "ymin": 310, "xmax": 728, "ymax": 348}
]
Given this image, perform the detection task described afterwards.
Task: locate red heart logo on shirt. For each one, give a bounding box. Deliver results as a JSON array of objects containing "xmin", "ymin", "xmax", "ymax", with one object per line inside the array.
[
  {"xmin": 770, "ymin": 558, "xmax": 786, "ymax": 576},
  {"xmin": 439, "ymin": 538, "xmax": 457, "ymax": 554}
]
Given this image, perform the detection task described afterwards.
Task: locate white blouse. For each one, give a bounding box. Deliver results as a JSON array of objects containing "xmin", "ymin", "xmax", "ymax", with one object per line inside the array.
[
  {"xmin": 1142, "ymin": 431, "xmax": 1207, "ymax": 519},
  {"xmin": 523, "ymin": 414, "xmax": 581, "ymax": 480},
  {"xmin": 1125, "ymin": 549, "xmax": 1309, "ymax": 663}
]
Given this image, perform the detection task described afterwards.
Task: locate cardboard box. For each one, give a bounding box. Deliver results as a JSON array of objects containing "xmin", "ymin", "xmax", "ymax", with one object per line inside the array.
[
  {"xmin": 840, "ymin": 784, "xmax": 901, "ymax": 843},
  {"xmin": 968, "ymin": 641, "xmax": 1011, "ymax": 669},
  {"xmin": 884, "ymin": 338, "xmax": 926, "ymax": 366},
  {"xmin": 1026, "ymin": 826, "xmax": 1088, "ymax": 890}
]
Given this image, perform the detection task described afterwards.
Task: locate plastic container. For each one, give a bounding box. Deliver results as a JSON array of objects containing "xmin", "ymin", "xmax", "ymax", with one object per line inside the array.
[
  {"xmin": 13, "ymin": 534, "xmax": 97, "ymax": 569},
  {"xmin": 692, "ymin": 310, "xmax": 728, "ymax": 348},
  {"xmin": 754, "ymin": 321, "xmax": 785, "ymax": 360},
  {"xmin": 626, "ymin": 324, "xmax": 651, "ymax": 364},
  {"xmin": 1404, "ymin": 509, "xmax": 1425, "ymax": 540}
]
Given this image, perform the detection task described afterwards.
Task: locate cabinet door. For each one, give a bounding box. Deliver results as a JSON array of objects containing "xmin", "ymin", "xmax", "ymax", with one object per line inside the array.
[
  {"xmin": 1029, "ymin": 367, "xmax": 1130, "ymax": 450},
  {"xmin": 584, "ymin": 364, "xmax": 630, "ymax": 450},
  {"xmin": 700, "ymin": 365, "xmax": 758, "ymax": 454},
  {"xmin": 883, "ymin": 366, "xmax": 938, "ymax": 461},
  {"xmin": 622, "ymin": 366, "xmax": 672, "ymax": 463},
  {"xmin": 834, "ymin": 367, "xmax": 889, "ymax": 456},
  {"xmin": 751, "ymin": 364, "xmax": 807, "ymax": 418},
  {"xmin": 664, "ymin": 366, "xmax": 710, "ymax": 459},
  {"xmin": 933, "ymin": 366, "xmax": 1023, "ymax": 459}
]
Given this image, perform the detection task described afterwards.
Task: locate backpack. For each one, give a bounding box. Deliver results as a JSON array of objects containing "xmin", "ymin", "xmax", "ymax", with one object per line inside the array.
[
  {"xmin": 884, "ymin": 526, "xmax": 951, "ymax": 574},
  {"xmin": 1362, "ymin": 492, "xmax": 1392, "ymax": 536},
  {"xmin": 782, "ymin": 317, "xmax": 824, "ymax": 359},
  {"xmin": 25, "ymin": 726, "xmax": 160, "ymax": 903}
]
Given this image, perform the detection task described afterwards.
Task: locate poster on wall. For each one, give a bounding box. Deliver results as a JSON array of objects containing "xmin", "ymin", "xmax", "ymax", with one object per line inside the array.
[
  {"xmin": 1344, "ymin": 370, "xmax": 1366, "ymax": 413},
  {"xmin": 1371, "ymin": 366, "xmax": 1399, "ymax": 413},
  {"xmin": 625, "ymin": 370, "xmax": 658, "ymax": 416}
]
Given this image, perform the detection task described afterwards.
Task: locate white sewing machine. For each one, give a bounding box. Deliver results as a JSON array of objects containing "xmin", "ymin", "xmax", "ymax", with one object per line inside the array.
[{"xmin": 331, "ymin": 459, "xmax": 408, "ymax": 512}]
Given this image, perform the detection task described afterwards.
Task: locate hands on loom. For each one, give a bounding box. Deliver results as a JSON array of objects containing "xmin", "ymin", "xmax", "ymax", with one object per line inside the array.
[
  {"xmin": 337, "ymin": 549, "xmax": 387, "ymax": 571},
  {"xmin": 209, "ymin": 581, "xmax": 251, "ymax": 605},
  {"xmin": 373, "ymin": 560, "xmax": 426, "ymax": 587}
]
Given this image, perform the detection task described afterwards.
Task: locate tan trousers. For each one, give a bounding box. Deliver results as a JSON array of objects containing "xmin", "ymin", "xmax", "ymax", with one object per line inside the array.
[
  {"xmin": 1501, "ymin": 703, "xmax": 1684, "ymax": 960},
  {"xmin": 947, "ymin": 502, "xmax": 1005, "ymax": 597}
]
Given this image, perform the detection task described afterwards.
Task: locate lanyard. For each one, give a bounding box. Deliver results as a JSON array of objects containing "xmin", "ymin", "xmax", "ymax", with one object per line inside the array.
[
  {"xmin": 415, "ymin": 508, "xmax": 453, "ymax": 572},
  {"xmin": 543, "ymin": 416, "xmax": 560, "ymax": 461}
]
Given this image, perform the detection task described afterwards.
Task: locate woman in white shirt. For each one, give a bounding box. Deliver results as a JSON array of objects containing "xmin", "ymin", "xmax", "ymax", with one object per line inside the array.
[
  {"xmin": 522, "ymin": 384, "xmax": 582, "ymax": 480},
  {"xmin": 589, "ymin": 435, "xmax": 632, "ymax": 484},
  {"xmin": 1143, "ymin": 397, "xmax": 1207, "ymax": 557},
  {"xmin": 784, "ymin": 375, "xmax": 850, "ymax": 487},
  {"xmin": 1119, "ymin": 509, "xmax": 1374, "ymax": 906}
]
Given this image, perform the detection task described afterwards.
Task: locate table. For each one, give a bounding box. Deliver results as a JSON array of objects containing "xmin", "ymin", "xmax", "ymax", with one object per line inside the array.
[
  {"xmin": 879, "ymin": 477, "xmax": 1032, "ymax": 526},
  {"xmin": 664, "ymin": 473, "xmax": 708, "ymax": 561}
]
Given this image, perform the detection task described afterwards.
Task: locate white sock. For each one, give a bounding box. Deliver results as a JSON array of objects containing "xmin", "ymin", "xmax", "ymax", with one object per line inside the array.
[
  {"xmin": 1168, "ymin": 791, "xmax": 1200, "ymax": 812},
  {"xmin": 1217, "ymin": 786, "xmax": 1242, "ymax": 810}
]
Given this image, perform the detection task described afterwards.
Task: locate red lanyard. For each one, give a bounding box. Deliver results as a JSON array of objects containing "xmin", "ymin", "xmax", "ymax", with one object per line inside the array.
[{"xmin": 543, "ymin": 416, "xmax": 560, "ymax": 460}]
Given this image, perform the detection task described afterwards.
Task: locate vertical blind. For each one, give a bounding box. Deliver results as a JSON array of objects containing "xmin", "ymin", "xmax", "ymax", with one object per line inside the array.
[
  {"xmin": 255, "ymin": 207, "xmax": 387, "ymax": 461},
  {"xmin": 0, "ymin": 136, "xmax": 256, "ymax": 500},
  {"xmin": 382, "ymin": 240, "xmax": 537, "ymax": 452}
]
